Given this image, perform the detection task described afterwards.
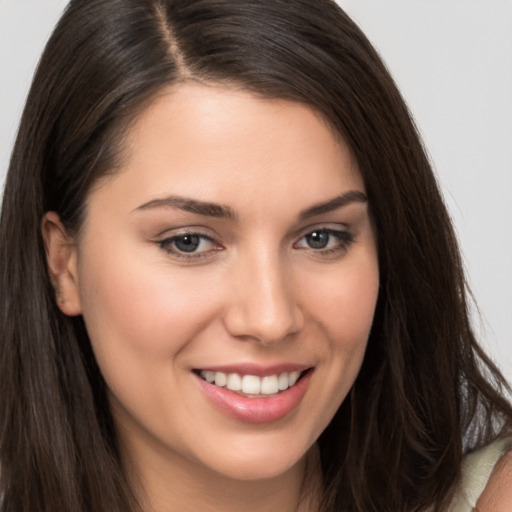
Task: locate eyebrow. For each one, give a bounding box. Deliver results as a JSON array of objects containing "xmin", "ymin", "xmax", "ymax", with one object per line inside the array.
[
  {"xmin": 133, "ymin": 189, "xmax": 367, "ymax": 221},
  {"xmin": 134, "ymin": 196, "xmax": 238, "ymax": 221},
  {"xmin": 298, "ymin": 190, "xmax": 368, "ymax": 220}
]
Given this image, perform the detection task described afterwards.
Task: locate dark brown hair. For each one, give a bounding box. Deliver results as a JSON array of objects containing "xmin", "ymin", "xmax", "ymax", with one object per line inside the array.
[{"xmin": 1, "ymin": 1, "xmax": 511, "ymax": 511}]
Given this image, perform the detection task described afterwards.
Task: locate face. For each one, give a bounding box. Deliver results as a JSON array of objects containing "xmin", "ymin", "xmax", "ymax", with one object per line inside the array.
[{"xmin": 49, "ymin": 84, "xmax": 379, "ymax": 486}]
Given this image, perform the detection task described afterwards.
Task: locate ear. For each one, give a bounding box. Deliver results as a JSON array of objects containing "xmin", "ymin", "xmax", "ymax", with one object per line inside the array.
[{"xmin": 41, "ymin": 212, "xmax": 82, "ymax": 316}]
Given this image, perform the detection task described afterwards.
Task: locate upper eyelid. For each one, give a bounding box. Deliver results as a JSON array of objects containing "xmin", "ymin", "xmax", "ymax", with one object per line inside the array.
[
  {"xmin": 154, "ymin": 223, "xmax": 352, "ymax": 246},
  {"xmin": 155, "ymin": 225, "xmax": 217, "ymax": 239},
  {"xmin": 291, "ymin": 223, "xmax": 350, "ymax": 241},
  {"xmin": 158, "ymin": 232, "xmax": 217, "ymax": 248},
  {"xmin": 301, "ymin": 223, "xmax": 349, "ymax": 233},
  {"xmin": 294, "ymin": 227, "xmax": 353, "ymax": 244},
  {"xmin": 156, "ymin": 233, "xmax": 221, "ymax": 260}
]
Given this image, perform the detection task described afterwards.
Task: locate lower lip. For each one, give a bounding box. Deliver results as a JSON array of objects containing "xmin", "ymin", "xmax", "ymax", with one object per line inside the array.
[{"xmin": 194, "ymin": 370, "xmax": 312, "ymax": 424}]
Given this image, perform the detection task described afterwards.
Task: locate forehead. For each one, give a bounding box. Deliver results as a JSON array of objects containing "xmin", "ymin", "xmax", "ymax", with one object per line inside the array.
[{"xmin": 86, "ymin": 83, "xmax": 364, "ymax": 218}]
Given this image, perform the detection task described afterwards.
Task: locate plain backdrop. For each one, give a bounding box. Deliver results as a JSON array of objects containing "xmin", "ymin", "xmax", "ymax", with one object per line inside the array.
[{"xmin": 1, "ymin": 0, "xmax": 511, "ymax": 381}]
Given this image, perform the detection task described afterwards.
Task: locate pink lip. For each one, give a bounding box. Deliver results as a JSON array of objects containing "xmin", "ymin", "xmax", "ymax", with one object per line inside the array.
[
  {"xmin": 195, "ymin": 363, "xmax": 310, "ymax": 377},
  {"xmin": 194, "ymin": 368, "xmax": 313, "ymax": 424}
]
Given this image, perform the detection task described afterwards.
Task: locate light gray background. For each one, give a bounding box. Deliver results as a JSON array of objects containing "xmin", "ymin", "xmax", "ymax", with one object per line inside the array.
[{"xmin": 1, "ymin": 0, "xmax": 511, "ymax": 381}]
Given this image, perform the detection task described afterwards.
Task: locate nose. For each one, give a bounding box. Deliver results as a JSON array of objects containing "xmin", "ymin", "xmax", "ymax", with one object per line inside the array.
[{"xmin": 222, "ymin": 250, "xmax": 304, "ymax": 345}]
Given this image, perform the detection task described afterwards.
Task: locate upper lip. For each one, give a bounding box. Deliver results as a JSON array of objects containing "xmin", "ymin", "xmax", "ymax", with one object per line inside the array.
[{"xmin": 193, "ymin": 363, "xmax": 312, "ymax": 377}]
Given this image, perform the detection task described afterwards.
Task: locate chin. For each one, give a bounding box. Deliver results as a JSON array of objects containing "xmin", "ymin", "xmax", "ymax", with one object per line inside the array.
[{"xmin": 199, "ymin": 438, "xmax": 312, "ymax": 482}]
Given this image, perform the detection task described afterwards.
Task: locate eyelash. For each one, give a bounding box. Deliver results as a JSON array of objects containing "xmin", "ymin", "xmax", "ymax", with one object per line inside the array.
[
  {"xmin": 294, "ymin": 228, "xmax": 355, "ymax": 256},
  {"xmin": 156, "ymin": 227, "xmax": 355, "ymax": 260},
  {"xmin": 156, "ymin": 232, "xmax": 219, "ymax": 260}
]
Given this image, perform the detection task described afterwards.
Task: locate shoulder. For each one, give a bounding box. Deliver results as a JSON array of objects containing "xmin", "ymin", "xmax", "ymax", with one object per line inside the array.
[
  {"xmin": 448, "ymin": 436, "xmax": 512, "ymax": 512},
  {"xmin": 475, "ymin": 448, "xmax": 512, "ymax": 512}
]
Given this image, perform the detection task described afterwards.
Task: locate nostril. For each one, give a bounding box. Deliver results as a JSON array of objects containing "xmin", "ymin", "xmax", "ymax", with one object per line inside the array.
[{"xmin": 222, "ymin": 301, "xmax": 303, "ymax": 344}]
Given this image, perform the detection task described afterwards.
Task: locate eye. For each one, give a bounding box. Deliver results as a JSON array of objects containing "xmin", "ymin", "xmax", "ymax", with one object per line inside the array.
[
  {"xmin": 157, "ymin": 233, "xmax": 219, "ymax": 257},
  {"xmin": 295, "ymin": 228, "xmax": 354, "ymax": 253}
]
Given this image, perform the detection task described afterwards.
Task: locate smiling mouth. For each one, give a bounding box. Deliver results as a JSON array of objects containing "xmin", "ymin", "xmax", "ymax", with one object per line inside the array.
[{"xmin": 195, "ymin": 369, "xmax": 309, "ymax": 398}]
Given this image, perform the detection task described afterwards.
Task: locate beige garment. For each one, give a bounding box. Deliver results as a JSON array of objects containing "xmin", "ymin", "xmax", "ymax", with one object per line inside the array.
[{"xmin": 447, "ymin": 437, "xmax": 512, "ymax": 512}]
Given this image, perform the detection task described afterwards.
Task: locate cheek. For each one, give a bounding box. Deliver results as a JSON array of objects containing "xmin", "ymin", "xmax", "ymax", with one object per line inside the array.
[
  {"xmin": 305, "ymin": 257, "xmax": 379, "ymax": 353},
  {"xmin": 294, "ymin": 255, "xmax": 379, "ymax": 438},
  {"xmin": 76, "ymin": 240, "xmax": 221, "ymax": 368},
  {"xmin": 76, "ymin": 249, "xmax": 227, "ymax": 436}
]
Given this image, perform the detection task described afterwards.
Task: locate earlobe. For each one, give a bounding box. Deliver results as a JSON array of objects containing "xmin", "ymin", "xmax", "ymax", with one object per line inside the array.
[{"xmin": 41, "ymin": 212, "xmax": 82, "ymax": 316}]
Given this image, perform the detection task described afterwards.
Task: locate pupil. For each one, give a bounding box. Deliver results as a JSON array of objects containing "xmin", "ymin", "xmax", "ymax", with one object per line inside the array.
[
  {"xmin": 307, "ymin": 231, "xmax": 329, "ymax": 249},
  {"xmin": 175, "ymin": 235, "xmax": 200, "ymax": 252}
]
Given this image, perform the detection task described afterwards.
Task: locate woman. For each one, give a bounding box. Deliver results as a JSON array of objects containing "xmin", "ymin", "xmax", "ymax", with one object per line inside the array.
[{"xmin": 0, "ymin": 1, "xmax": 511, "ymax": 511}]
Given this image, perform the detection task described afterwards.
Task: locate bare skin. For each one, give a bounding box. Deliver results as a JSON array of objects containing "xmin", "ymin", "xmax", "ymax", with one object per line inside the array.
[
  {"xmin": 43, "ymin": 83, "xmax": 379, "ymax": 511},
  {"xmin": 475, "ymin": 450, "xmax": 512, "ymax": 512},
  {"xmin": 42, "ymin": 83, "xmax": 512, "ymax": 512}
]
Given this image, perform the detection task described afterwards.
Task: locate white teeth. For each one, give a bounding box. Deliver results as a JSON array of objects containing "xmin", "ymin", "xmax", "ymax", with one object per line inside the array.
[
  {"xmin": 199, "ymin": 369, "xmax": 304, "ymax": 395},
  {"xmin": 214, "ymin": 372, "xmax": 227, "ymax": 387},
  {"xmin": 226, "ymin": 373, "xmax": 242, "ymax": 391},
  {"xmin": 261, "ymin": 375, "xmax": 279, "ymax": 395},
  {"xmin": 289, "ymin": 371, "xmax": 300, "ymax": 386},
  {"xmin": 278, "ymin": 372, "xmax": 289, "ymax": 391},
  {"xmin": 242, "ymin": 375, "xmax": 261, "ymax": 394},
  {"xmin": 204, "ymin": 371, "xmax": 215, "ymax": 383}
]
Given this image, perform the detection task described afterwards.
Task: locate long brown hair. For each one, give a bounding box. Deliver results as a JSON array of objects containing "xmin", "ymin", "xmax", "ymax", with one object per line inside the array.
[{"xmin": 1, "ymin": 1, "xmax": 511, "ymax": 511}]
